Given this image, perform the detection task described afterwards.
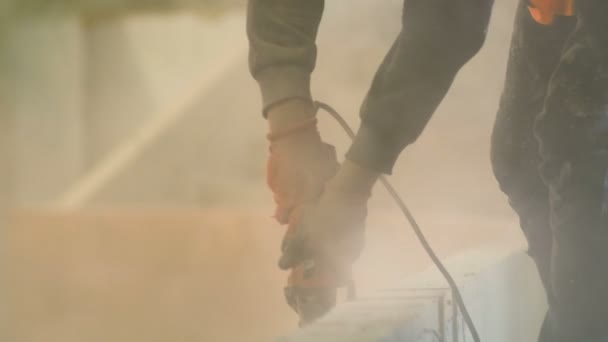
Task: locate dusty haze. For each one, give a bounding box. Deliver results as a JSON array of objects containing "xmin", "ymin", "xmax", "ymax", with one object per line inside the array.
[{"xmin": 0, "ymin": 2, "xmax": 528, "ymax": 341}]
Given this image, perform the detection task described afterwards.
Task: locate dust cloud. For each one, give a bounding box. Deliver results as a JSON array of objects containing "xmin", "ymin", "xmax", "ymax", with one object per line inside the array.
[{"xmin": 1, "ymin": 1, "xmax": 527, "ymax": 341}]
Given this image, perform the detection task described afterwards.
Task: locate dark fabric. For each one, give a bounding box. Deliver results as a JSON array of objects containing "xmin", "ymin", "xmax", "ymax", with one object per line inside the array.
[
  {"xmin": 348, "ymin": 0, "xmax": 495, "ymax": 173},
  {"xmin": 247, "ymin": 0, "xmax": 323, "ymax": 115},
  {"xmin": 535, "ymin": 1, "xmax": 608, "ymax": 340},
  {"xmin": 248, "ymin": 0, "xmax": 495, "ymax": 172},
  {"xmin": 492, "ymin": 1, "xmax": 608, "ymax": 341},
  {"xmin": 491, "ymin": 2, "xmax": 574, "ymax": 341}
]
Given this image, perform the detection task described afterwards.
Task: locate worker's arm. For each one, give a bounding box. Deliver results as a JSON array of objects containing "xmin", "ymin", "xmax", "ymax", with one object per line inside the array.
[
  {"xmin": 279, "ymin": 0, "xmax": 497, "ymax": 273},
  {"xmin": 248, "ymin": 0, "xmax": 333, "ymax": 224},
  {"xmin": 247, "ymin": 0, "xmax": 323, "ymax": 122},
  {"xmin": 347, "ymin": 0, "xmax": 496, "ymax": 174},
  {"xmin": 248, "ymin": 1, "xmax": 358, "ymax": 323}
]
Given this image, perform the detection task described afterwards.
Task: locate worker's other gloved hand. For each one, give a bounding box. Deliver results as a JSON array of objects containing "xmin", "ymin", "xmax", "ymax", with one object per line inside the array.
[
  {"xmin": 280, "ymin": 171, "xmax": 370, "ymax": 326},
  {"xmin": 266, "ymin": 100, "xmax": 378, "ymax": 325},
  {"xmin": 278, "ymin": 175, "xmax": 370, "ymax": 277}
]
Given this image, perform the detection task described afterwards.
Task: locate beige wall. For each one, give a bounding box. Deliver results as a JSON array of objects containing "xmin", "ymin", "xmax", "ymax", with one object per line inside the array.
[
  {"xmin": 0, "ymin": 11, "xmax": 245, "ymax": 207},
  {"xmin": 0, "ymin": 16, "xmax": 85, "ymax": 206},
  {"xmin": 82, "ymin": 13, "xmax": 244, "ymax": 167}
]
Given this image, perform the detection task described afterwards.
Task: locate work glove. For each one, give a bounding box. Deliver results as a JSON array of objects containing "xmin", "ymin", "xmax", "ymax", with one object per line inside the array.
[
  {"xmin": 266, "ymin": 100, "xmax": 375, "ymax": 325},
  {"xmin": 266, "ymin": 100, "xmax": 365, "ymax": 325},
  {"xmin": 266, "ymin": 123, "xmax": 339, "ymax": 225},
  {"xmin": 279, "ymin": 178, "xmax": 370, "ymax": 281},
  {"xmin": 280, "ymin": 176, "xmax": 369, "ymax": 325}
]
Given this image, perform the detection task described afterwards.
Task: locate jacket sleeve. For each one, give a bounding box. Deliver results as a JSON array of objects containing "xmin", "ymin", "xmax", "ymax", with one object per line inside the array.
[
  {"xmin": 247, "ymin": 0, "xmax": 324, "ymax": 115},
  {"xmin": 347, "ymin": 0, "xmax": 495, "ymax": 174}
]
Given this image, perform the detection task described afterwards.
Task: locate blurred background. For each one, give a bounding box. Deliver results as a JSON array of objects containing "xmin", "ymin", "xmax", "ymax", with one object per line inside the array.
[{"xmin": 0, "ymin": 1, "xmax": 526, "ymax": 341}]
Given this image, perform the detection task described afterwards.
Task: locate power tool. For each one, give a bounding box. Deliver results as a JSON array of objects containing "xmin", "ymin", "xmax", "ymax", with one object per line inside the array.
[{"xmin": 281, "ymin": 102, "xmax": 480, "ymax": 341}]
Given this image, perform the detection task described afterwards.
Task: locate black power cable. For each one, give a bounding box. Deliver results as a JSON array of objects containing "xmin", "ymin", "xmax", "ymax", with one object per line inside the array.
[{"xmin": 315, "ymin": 101, "xmax": 481, "ymax": 342}]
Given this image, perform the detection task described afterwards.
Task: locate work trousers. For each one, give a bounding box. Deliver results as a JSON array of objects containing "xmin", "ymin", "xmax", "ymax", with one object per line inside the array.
[{"xmin": 491, "ymin": 1, "xmax": 608, "ymax": 341}]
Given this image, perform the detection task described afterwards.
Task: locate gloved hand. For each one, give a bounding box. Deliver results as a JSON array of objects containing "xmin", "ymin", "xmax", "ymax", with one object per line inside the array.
[
  {"xmin": 265, "ymin": 100, "xmax": 378, "ymax": 325},
  {"xmin": 278, "ymin": 175, "xmax": 370, "ymax": 278},
  {"xmin": 278, "ymin": 174, "xmax": 370, "ymax": 326},
  {"xmin": 266, "ymin": 100, "xmax": 339, "ymax": 225}
]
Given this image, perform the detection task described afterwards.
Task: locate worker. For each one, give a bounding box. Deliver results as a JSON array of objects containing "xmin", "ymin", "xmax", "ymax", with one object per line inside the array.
[{"xmin": 247, "ymin": 0, "xmax": 608, "ymax": 340}]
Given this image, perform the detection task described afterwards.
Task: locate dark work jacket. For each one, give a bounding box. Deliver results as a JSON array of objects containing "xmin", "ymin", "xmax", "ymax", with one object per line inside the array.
[{"xmin": 247, "ymin": 0, "xmax": 494, "ymax": 173}]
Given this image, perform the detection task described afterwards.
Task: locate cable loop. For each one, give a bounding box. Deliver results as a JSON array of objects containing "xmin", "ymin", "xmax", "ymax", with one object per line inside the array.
[{"xmin": 315, "ymin": 100, "xmax": 481, "ymax": 342}]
